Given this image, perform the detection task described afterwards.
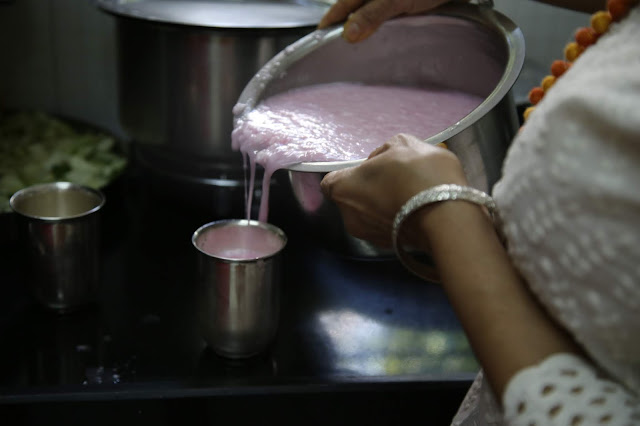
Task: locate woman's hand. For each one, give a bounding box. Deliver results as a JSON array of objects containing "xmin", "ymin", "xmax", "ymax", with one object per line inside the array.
[
  {"xmin": 320, "ymin": 133, "xmax": 468, "ymax": 248},
  {"xmin": 318, "ymin": 0, "xmax": 453, "ymax": 43}
]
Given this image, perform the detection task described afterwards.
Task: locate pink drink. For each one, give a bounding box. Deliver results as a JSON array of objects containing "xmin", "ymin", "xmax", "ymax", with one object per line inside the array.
[
  {"xmin": 196, "ymin": 223, "xmax": 285, "ymax": 260},
  {"xmin": 231, "ymin": 82, "xmax": 484, "ymax": 222}
]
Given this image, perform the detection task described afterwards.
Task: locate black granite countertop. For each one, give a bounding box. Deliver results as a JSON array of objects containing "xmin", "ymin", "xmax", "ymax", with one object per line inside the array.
[{"xmin": 0, "ymin": 165, "xmax": 477, "ymax": 425}]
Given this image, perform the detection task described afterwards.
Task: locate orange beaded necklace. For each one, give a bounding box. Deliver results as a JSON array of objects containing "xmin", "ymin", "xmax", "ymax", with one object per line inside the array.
[{"xmin": 523, "ymin": 0, "xmax": 639, "ymax": 122}]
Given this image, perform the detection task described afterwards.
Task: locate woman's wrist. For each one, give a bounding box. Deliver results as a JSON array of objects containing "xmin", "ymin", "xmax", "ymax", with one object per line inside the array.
[
  {"xmin": 391, "ymin": 185, "xmax": 496, "ymax": 282},
  {"xmin": 408, "ymin": 188, "xmax": 496, "ymax": 253}
]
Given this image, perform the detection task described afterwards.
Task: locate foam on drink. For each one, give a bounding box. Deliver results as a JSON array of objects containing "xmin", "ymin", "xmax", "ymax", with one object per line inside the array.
[{"xmin": 196, "ymin": 223, "xmax": 285, "ymax": 260}]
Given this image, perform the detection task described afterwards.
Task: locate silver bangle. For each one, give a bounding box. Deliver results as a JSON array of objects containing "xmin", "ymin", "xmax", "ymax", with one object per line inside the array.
[{"xmin": 392, "ymin": 184, "xmax": 497, "ymax": 282}]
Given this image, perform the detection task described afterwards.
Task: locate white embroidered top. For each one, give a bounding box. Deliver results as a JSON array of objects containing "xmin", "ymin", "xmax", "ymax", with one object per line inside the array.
[{"xmin": 452, "ymin": 5, "xmax": 640, "ymax": 425}]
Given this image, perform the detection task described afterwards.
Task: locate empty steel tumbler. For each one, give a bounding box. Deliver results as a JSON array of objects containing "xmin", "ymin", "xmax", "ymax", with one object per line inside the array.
[{"xmin": 10, "ymin": 182, "xmax": 105, "ymax": 312}]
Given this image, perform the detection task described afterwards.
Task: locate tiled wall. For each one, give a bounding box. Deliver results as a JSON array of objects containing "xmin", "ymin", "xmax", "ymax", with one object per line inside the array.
[{"xmin": 0, "ymin": 0, "xmax": 589, "ymax": 135}]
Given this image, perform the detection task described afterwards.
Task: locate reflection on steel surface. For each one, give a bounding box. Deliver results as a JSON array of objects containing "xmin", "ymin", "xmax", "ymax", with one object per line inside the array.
[{"xmin": 317, "ymin": 309, "xmax": 478, "ymax": 376}]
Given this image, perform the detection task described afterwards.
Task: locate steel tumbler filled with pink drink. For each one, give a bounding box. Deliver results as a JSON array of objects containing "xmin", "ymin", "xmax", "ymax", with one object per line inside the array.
[{"xmin": 192, "ymin": 219, "xmax": 287, "ymax": 358}]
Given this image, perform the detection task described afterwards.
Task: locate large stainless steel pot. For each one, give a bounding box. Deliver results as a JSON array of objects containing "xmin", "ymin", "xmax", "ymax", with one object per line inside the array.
[
  {"xmin": 97, "ymin": 0, "xmax": 329, "ymax": 188},
  {"xmin": 235, "ymin": 3, "xmax": 525, "ymax": 257}
]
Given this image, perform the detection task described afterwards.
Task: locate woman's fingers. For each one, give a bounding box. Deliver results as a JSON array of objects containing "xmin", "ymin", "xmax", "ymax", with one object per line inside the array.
[
  {"xmin": 368, "ymin": 133, "xmax": 423, "ymax": 160},
  {"xmin": 318, "ymin": 0, "xmax": 415, "ymax": 43},
  {"xmin": 342, "ymin": 0, "xmax": 412, "ymax": 42},
  {"xmin": 320, "ymin": 166, "xmax": 355, "ymax": 199},
  {"xmin": 317, "ymin": 0, "xmax": 367, "ymax": 29},
  {"xmin": 318, "ymin": 0, "xmax": 454, "ymax": 43},
  {"xmin": 367, "ymin": 142, "xmax": 391, "ymax": 159}
]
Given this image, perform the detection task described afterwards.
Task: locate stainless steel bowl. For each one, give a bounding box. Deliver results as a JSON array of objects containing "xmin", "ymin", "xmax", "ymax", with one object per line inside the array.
[{"xmin": 235, "ymin": 3, "xmax": 525, "ymax": 257}]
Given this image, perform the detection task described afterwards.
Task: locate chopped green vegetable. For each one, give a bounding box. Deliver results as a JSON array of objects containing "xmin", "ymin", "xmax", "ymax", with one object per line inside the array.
[{"xmin": 0, "ymin": 111, "xmax": 128, "ymax": 212}]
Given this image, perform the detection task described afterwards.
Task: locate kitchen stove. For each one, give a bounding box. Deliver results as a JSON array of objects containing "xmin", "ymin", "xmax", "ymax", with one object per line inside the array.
[{"xmin": 0, "ymin": 162, "xmax": 476, "ymax": 424}]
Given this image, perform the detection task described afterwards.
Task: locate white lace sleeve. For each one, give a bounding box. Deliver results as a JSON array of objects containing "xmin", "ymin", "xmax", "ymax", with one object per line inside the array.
[{"xmin": 502, "ymin": 353, "xmax": 640, "ymax": 426}]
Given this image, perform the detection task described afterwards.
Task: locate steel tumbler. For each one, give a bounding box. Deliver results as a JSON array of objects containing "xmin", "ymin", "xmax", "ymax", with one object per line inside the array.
[
  {"xmin": 192, "ymin": 219, "xmax": 287, "ymax": 359},
  {"xmin": 10, "ymin": 182, "xmax": 105, "ymax": 312}
]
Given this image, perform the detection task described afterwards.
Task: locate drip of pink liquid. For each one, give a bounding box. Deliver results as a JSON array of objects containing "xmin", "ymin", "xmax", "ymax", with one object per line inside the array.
[{"xmin": 232, "ymin": 82, "xmax": 483, "ymax": 222}]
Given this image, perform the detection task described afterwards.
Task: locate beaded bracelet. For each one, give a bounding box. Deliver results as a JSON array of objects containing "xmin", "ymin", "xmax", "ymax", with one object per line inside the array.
[{"xmin": 392, "ymin": 184, "xmax": 497, "ymax": 282}]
